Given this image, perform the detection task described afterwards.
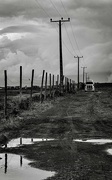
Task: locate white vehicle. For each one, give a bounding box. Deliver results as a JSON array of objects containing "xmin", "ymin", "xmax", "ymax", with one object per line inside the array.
[{"xmin": 85, "ymin": 79, "xmax": 95, "ymax": 92}]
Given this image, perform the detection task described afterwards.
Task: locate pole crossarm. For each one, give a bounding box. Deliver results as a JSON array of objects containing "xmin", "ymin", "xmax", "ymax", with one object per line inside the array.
[
  {"xmin": 50, "ymin": 17, "xmax": 70, "ymax": 23},
  {"xmin": 74, "ymin": 56, "xmax": 83, "ymax": 59}
]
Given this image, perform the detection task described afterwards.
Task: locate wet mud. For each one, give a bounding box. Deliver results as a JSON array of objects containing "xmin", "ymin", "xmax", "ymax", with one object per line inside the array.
[{"xmin": 0, "ymin": 90, "xmax": 112, "ymax": 179}]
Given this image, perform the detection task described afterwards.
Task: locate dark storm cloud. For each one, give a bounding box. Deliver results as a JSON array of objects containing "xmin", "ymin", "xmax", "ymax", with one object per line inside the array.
[
  {"xmin": 0, "ymin": 0, "xmax": 44, "ymax": 19},
  {"xmin": 0, "ymin": 0, "xmax": 62, "ymax": 19},
  {"xmin": 0, "ymin": 0, "xmax": 112, "ymax": 83},
  {"xmin": 0, "ymin": 35, "xmax": 39, "ymax": 58},
  {"xmin": 68, "ymin": 0, "xmax": 112, "ymax": 29},
  {"xmin": 0, "ymin": 25, "xmax": 41, "ymax": 35}
]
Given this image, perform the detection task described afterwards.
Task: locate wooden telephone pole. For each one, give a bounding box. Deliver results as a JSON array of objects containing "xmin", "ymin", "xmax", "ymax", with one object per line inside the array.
[
  {"xmin": 50, "ymin": 17, "xmax": 70, "ymax": 94},
  {"xmin": 74, "ymin": 56, "xmax": 83, "ymax": 89},
  {"xmin": 4, "ymin": 70, "xmax": 7, "ymax": 118},
  {"xmin": 81, "ymin": 67, "xmax": 87, "ymax": 84}
]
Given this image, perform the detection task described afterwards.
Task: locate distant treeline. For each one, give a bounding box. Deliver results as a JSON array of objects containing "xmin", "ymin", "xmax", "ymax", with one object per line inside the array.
[
  {"xmin": 95, "ymin": 83, "xmax": 112, "ymax": 88},
  {"xmin": 0, "ymin": 86, "xmax": 40, "ymax": 90}
]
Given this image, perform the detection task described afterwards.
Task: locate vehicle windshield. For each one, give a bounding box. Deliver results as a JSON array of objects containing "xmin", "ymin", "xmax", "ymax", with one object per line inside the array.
[{"xmin": 86, "ymin": 82, "xmax": 93, "ymax": 84}]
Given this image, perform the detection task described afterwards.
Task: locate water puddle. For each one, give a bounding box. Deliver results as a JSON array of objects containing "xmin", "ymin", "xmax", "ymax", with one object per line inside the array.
[
  {"xmin": 106, "ymin": 149, "xmax": 112, "ymax": 155},
  {"xmin": 3, "ymin": 138, "xmax": 54, "ymax": 148},
  {"xmin": 0, "ymin": 153, "xmax": 55, "ymax": 180},
  {"xmin": 74, "ymin": 139, "xmax": 112, "ymax": 145},
  {"xmin": 3, "ymin": 138, "xmax": 112, "ymax": 148}
]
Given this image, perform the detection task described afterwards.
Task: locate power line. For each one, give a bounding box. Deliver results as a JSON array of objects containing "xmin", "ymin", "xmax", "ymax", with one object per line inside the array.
[
  {"xmin": 60, "ymin": 0, "xmax": 88, "ymax": 68},
  {"xmin": 34, "ymin": 0, "xmax": 51, "ymax": 18},
  {"xmin": 49, "ymin": 0, "xmax": 61, "ymax": 17},
  {"xmin": 34, "ymin": 0, "xmax": 76, "ymax": 58},
  {"xmin": 63, "ymin": 23, "xmax": 78, "ymax": 56},
  {"xmin": 49, "ymin": 0, "xmax": 78, "ymax": 56},
  {"xmin": 59, "ymin": 0, "xmax": 83, "ymax": 56},
  {"xmin": 62, "ymin": 40, "xmax": 74, "ymax": 56}
]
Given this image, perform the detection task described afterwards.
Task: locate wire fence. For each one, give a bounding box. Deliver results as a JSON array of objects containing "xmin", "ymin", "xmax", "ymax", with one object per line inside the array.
[{"xmin": 1, "ymin": 66, "xmax": 77, "ymax": 119}]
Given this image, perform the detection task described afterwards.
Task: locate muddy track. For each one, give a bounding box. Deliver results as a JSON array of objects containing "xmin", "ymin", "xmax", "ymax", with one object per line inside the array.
[{"xmin": 1, "ymin": 89, "xmax": 112, "ymax": 179}]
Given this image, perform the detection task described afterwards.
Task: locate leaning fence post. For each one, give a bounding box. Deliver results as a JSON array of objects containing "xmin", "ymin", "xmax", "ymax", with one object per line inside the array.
[
  {"xmin": 40, "ymin": 70, "xmax": 45, "ymax": 102},
  {"xmin": 67, "ymin": 78, "xmax": 69, "ymax": 92},
  {"xmin": 30, "ymin": 69, "xmax": 34, "ymax": 103},
  {"xmin": 52, "ymin": 74, "xmax": 54, "ymax": 99},
  {"xmin": 73, "ymin": 81, "xmax": 76, "ymax": 91},
  {"xmin": 5, "ymin": 153, "xmax": 7, "ymax": 174},
  {"xmin": 4, "ymin": 70, "xmax": 7, "ymax": 119},
  {"xmin": 57, "ymin": 75, "xmax": 59, "ymax": 91},
  {"xmin": 65, "ymin": 77, "xmax": 67, "ymax": 93},
  {"xmin": 49, "ymin": 73, "xmax": 52, "ymax": 98},
  {"xmin": 44, "ymin": 72, "xmax": 47, "ymax": 100},
  {"xmin": 20, "ymin": 66, "xmax": 22, "ymax": 102},
  {"xmin": 72, "ymin": 80, "xmax": 74, "ymax": 92},
  {"xmin": 70, "ymin": 79, "xmax": 71, "ymax": 92},
  {"xmin": 20, "ymin": 156, "xmax": 23, "ymax": 167},
  {"xmin": 20, "ymin": 137, "xmax": 22, "ymax": 145}
]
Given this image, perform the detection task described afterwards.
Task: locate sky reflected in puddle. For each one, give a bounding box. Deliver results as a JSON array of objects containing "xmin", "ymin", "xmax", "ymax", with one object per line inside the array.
[
  {"xmin": 4, "ymin": 138, "xmax": 54, "ymax": 148},
  {"xmin": 0, "ymin": 153, "xmax": 55, "ymax": 180},
  {"xmin": 74, "ymin": 139, "xmax": 112, "ymax": 144},
  {"xmin": 3, "ymin": 138, "xmax": 112, "ymax": 148},
  {"xmin": 106, "ymin": 149, "xmax": 112, "ymax": 155}
]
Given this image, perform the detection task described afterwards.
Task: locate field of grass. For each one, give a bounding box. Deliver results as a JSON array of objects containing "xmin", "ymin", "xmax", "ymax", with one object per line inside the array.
[{"xmin": 0, "ymin": 88, "xmax": 112, "ymax": 179}]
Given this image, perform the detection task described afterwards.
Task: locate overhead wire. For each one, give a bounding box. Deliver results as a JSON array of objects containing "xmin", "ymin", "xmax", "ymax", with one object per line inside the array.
[
  {"xmin": 49, "ymin": 0, "xmax": 62, "ymax": 17},
  {"xmin": 59, "ymin": 0, "xmax": 83, "ymax": 57},
  {"xmin": 49, "ymin": 0, "xmax": 78, "ymax": 57},
  {"xmin": 59, "ymin": 0, "xmax": 89, "ymax": 73},
  {"xmin": 34, "ymin": 0, "xmax": 51, "ymax": 18},
  {"xmin": 34, "ymin": 0, "xmax": 76, "ymax": 57},
  {"xmin": 63, "ymin": 23, "xmax": 78, "ymax": 56}
]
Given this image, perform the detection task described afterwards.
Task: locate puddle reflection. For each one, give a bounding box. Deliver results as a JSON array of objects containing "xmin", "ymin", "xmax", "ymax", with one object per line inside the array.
[
  {"xmin": 4, "ymin": 138, "xmax": 54, "ymax": 148},
  {"xmin": 0, "ymin": 153, "xmax": 55, "ymax": 180},
  {"xmin": 107, "ymin": 149, "xmax": 112, "ymax": 155},
  {"xmin": 3, "ymin": 138, "xmax": 112, "ymax": 148},
  {"xmin": 74, "ymin": 139, "xmax": 112, "ymax": 144}
]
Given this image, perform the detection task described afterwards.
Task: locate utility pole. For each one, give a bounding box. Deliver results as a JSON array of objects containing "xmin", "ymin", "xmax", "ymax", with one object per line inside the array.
[
  {"xmin": 4, "ymin": 70, "xmax": 7, "ymax": 119},
  {"xmin": 74, "ymin": 56, "xmax": 83, "ymax": 89},
  {"xmin": 20, "ymin": 66, "xmax": 22, "ymax": 102},
  {"xmin": 50, "ymin": 17, "xmax": 70, "ymax": 94},
  {"xmin": 81, "ymin": 67, "xmax": 87, "ymax": 84},
  {"xmin": 86, "ymin": 73, "xmax": 88, "ymax": 82}
]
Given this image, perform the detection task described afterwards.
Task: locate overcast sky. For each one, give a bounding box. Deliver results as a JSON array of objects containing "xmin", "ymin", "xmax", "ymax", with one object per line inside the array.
[{"xmin": 0, "ymin": 0, "xmax": 112, "ymax": 86}]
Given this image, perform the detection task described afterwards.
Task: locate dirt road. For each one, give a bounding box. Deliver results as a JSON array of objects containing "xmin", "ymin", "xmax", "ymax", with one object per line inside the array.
[
  {"xmin": 18, "ymin": 89, "xmax": 112, "ymax": 139},
  {"xmin": 1, "ymin": 89, "xmax": 112, "ymax": 179}
]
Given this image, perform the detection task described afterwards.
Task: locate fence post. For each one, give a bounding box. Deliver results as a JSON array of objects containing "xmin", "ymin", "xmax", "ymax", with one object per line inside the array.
[
  {"xmin": 57, "ymin": 75, "xmax": 59, "ymax": 91},
  {"xmin": 70, "ymin": 79, "xmax": 71, "ymax": 92},
  {"xmin": 30, "ymin": 69, "xmax": 34, "ymax": 103},
  {"xmin": 52, "ymin": 74, "xmax": 54, "ymax": 99},
  {"xmin": 49, "ymin": 73, "xmax": 52, "ymax": 98},
  {"xmin": 4, "ymin": 70, "xmax": 7, "ymax": 119},
  {"xmin": 20, "ymin": 66, "xmax": 22, "ymax": 102},
  {"xmin": 72, "ymin": 80, "xmax": 74, "ymax": 92},
  {"xmin": 74, "ymin": 81, "xmax": 75, "ymax": 91},
  {"xmin": 63, "ymin": 75, "xmax": 65, "ymax": 92},
  {"xmin": 40, "ymin": 70, "xmax": 45, "ymax": 102},
  {"xmin": 20, "ymin": 137, "xmax": 22, "ymax": 145},
  {"xmin": 44, "ymin": 72, "xmax": 47, "ymax": 100},
  {"xmin": 20, "ymin": 156, "xmax": 23, "ymax": 167},
  {"xmin": 5, "ymin": 154, "xmax": 7, "ymax": 174},
  {"xmin": 67, "ymin": 78, "xmax": 69, "ymax": 93},
  {"xmin": 65, "ymin": 77, "xmax": 67, "ymax": 93}
]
